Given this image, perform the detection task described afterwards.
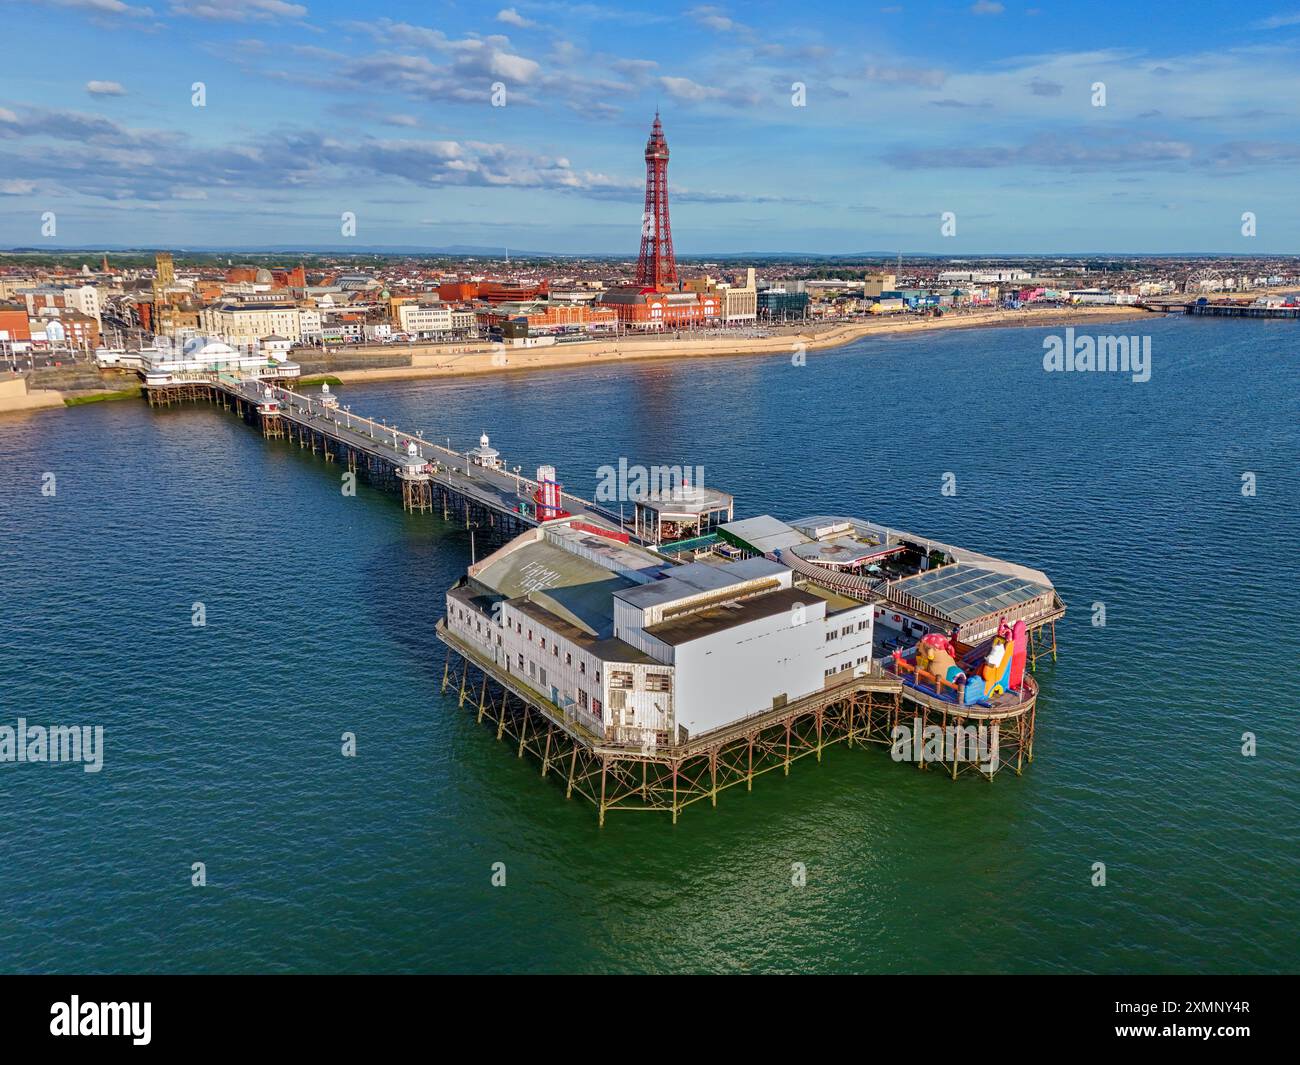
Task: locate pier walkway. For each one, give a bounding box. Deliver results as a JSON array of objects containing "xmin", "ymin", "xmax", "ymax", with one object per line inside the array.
[{"xmin": 154, "ymin": 370, "xmax": 631, "ymax": 540}]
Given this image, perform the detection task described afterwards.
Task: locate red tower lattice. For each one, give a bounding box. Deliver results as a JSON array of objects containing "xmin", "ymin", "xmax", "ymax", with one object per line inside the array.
[{"xmin": 635, "ymin": 112, "xmax": 677, "ymax": 288}]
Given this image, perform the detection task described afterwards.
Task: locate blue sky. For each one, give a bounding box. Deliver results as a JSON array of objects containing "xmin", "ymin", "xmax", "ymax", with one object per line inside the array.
[{"xmin": 3, "ymin": 0, "xmax": 1300, "ymax": 253}]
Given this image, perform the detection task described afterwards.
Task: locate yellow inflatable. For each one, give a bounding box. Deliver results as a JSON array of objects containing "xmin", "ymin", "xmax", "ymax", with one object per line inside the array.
[{"xmin": 916, "ymin": 636, "xmax": 961, "ymax": 682}]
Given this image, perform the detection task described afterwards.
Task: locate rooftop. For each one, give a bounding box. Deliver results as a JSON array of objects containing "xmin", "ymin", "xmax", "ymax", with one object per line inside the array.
[
  {"xmin": 614, "ymin": 556, "xmax": 787, "ymax": 610},
  {"xmin": 719, "ymin": 514, "xmax": 811, "ymax": 555},
  {"xmin": 473, "ymin": 535, "xmax": 637, "ymax": 637},
  {"xmin": 636, "ymin": 483, "xmax": 733, "ymax": 516},
  {"xmin": 644, "ymin": 587, "xmax": 824, "ymax": 646},
  {"xmin": 889, "ymin": 564, "xmax": 1052, "ymax": 627},
  {"xmin": 789, "ymin": 537, "xmax": 904, "ymax": 568}
]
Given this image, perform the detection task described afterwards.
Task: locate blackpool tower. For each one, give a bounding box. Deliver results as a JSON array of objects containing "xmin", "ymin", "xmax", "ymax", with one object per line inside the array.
[{"xmin": 635, "ymin": 112, "xmax": 677, "ymax": 287}]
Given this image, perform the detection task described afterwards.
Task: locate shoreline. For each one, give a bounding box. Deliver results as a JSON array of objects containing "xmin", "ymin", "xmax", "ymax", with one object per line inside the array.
[
  {"xmin": 3, "ymin": 304, "xmax": 1156, "ymax": 415},
  {"xmin": 324, "ymin": 305, "xmax": 1155, "ymax": 388}
]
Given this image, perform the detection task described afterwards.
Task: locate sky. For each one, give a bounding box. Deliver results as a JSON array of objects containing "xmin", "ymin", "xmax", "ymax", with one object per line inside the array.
[{"xmin": 2, "ymin": 0, "xmax": 1300, "ymax": 254}]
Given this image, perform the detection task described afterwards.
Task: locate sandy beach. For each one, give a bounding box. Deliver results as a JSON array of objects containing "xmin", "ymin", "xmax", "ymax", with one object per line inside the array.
[
  {"xmin": 2, "ymin": 304, "xmax": 1157, "ymax": 415},
  {"xmin": 324, "ymin": 305, "xmax": 1154, "ymax": 386}
]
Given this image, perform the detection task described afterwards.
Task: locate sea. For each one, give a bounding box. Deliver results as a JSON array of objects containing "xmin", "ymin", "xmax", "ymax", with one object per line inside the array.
[{"xmin": 1, "ymin": 315, "xmax": 1295, "ymax": 973}]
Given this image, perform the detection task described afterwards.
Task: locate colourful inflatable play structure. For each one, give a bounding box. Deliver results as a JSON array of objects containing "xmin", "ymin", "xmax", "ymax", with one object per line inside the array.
[{"xmin": 892, "ymin": 618, "xmax": 1029, "ymax": 706}]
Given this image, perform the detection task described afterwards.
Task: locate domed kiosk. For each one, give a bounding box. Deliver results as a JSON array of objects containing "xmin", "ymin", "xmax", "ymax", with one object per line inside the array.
[{"xmin": 467, "ymin": 432, "xmax": 503, "ymax": 471}]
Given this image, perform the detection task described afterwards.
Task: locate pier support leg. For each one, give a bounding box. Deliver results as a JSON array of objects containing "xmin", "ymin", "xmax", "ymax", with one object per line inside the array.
[
  {"xmin": 598, "ymin": 759, "xmax": 608, "ymax": 827},
  {"xmin": 952, "ymin": 714, "xmax": 960, "ymax": 781},
  {"xmin": 671, "ymin": 763, "xmax": 679, "ymax": 824},
  {"xmin": 495, "ymin": 690, "xmax": 508, "ymax": 740},
  {"xmin": 541, "ymin": 726, "xmax": 554, "ymax": 778},
  {"xmin": 517, "ymin": 707, "xmax": 530, "ymax": 757},
  {"xmin": 565, "ymin": 747, "xmax": 578, "ymax": 799}
]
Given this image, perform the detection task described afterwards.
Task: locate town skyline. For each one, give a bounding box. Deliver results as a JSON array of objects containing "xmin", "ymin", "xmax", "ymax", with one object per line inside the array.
[{"xmin": 5, "ymin": 1, "xmax": 1300, "ymax": 253}]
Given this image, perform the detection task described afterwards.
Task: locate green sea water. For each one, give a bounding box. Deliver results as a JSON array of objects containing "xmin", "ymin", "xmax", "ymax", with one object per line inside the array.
[{"xmin": 0, "ymin": 317, "xmax": 1295, "ymax": 973}]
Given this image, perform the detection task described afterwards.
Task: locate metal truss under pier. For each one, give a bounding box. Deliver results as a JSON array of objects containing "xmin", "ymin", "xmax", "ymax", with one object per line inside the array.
[{"xmin": 437, "ymin": 622, "xmax": 1036, "ymax": 824}]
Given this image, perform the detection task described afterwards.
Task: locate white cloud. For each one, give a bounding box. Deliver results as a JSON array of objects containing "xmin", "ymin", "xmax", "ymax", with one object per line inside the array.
[
  {"xmin": 659, "ymin": 75, "xmax": 759, "ymax": 106},
  {"xmin": 690, "ymin": 5, "xmax": 745, "ymax": 32},
  {"xmin": 1253, "ymin": 11, "xmax": 1300, "ymax": 28},
  {"xmin": 971, "ymin": 1, "xmax": 1004, "ymax": 13},
  {"xmin": 29, "ymin": 0, "xmax": 153, "ymax": 15},
  {"xmin": 864, "ymin": 64, "xmax": 946, "ymax": 87},
  {"xmin": 496, "ymin": 7, "xmax": 535, "ymax": 28},
  {"xmin": 168, "ymin": 0, "xmax": 307, "ymax": 21},
  {"xmin": 86, "ymin": 81, "xmax": 128, "ymax": 96}
]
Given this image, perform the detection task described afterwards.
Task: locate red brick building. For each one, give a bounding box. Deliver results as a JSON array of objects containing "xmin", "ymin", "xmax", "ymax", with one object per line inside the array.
[
  {"xmin": 597, "ymin": 286, "xmax": 720, "ymax": 328},
  {"xmin": 476, "ymin": 301, "xmax": 617, "ymax": 334}
]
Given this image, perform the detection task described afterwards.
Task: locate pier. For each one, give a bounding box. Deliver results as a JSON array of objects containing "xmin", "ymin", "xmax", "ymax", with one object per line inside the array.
[
  {"xmin": 1140, "ymin": 298, "xmax": 1300, "ymax": 318},
  {"xmin": 143, "ymin": 370, "xmax": 647, "ymax": 546},
  {"xmin": 436, "ymin": 617, "xmax": 1040, "ymax": 822},
  {"xmin": 142, "ymin": 367, "xmax": 1056, "ymax": 820},
  {"xmin": 438, "ymin": 619, "xmax": 907, "ymax": 823}
]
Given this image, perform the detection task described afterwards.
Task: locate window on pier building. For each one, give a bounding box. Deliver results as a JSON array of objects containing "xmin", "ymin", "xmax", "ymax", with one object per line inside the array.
[
  {"xmin": 592, "ymin": 698, "xmax": 602, "ymax": 715},
  {"xmin": 841, "ymin": 626, "xmax": 853, "ymax": 637},
  {"xmin": 858, "ymin": 620, "xmax": 869, "ymax": 631},
  {"xmin": 825, "ymin": 632, "xmax": 836, "ymax": 643},
  {"xmin": 579, "ymin": 689, "xmax": 588, "ymax": 709},
  {"xmin": 825, "ymin": 667, "xmax": 836, "ymax": 678},
  {"xmin": 540, "ymin": 637, "xmax": 546, "ymax": 651},
  {"xmin": 553, "ymin": 644, "xmax": 559, "ymax": 657},
  {"xmin": 644, "ymin": 673, "xmax": 672, "ymax": 693},
  {"xmin": 539, "ymin": 668, "xmax": 547, "ymax": 687},
  {"xmin": 609, "ymin": 671, "xmax": 633, "ymax": 690},
  {"xmin": 579, "ymin": 661, "xmax": 586, "ymax": 675},
  {"xmin": 529, "ymin": 661, "xmax": 536, "ymax": 679},
  {"xmin": 518, "ymin": 654, "xmax": 524, "ymax": 670},
  {"xmin": 528, "ymin": 629, "xmax": 533, "ymax": 641},
  {"xmin": 566, "ymin": 652, "xmax": 572, "ymax": 666}
]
